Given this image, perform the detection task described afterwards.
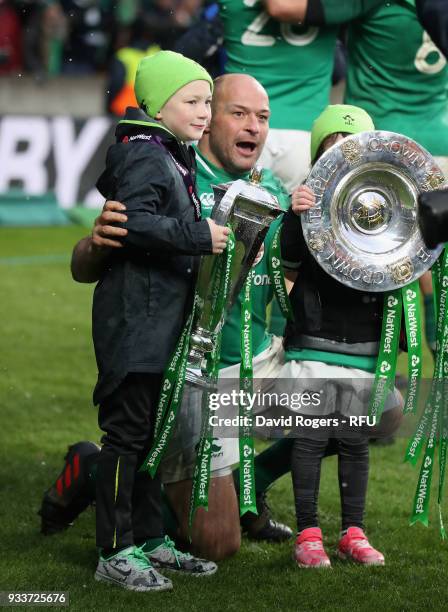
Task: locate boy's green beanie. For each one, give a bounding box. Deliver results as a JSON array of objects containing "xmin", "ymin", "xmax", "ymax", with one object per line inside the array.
[
  {"xmin": 134, "ymin": 50, "xmax": 213, "ymax": 117},
  {"xmin": 310, "ymin": 104, "xmax": 375, "ymax": 162}
]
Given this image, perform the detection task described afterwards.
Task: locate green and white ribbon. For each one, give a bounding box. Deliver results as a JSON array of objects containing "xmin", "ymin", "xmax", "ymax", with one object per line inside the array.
[
  {"xmin": 139, "ymin": 306, "xmax": 195, "ymax": 476},
  {"xmin": 188, "ymin": 334, "xmax": 222, "ymax": 528},
  {"xmin": 268, "ymin": 225, "xmax": 294, "ymax": 321},
  {"xmin": 404, "ymin": 392, "xmax": 434, "ymax": 466},
  {"xmin": 140, "ymin": 230, "xmax": 235, "ymax": 479},
  {"xmin": 408, "ymin": 246, "xmax": 448, "ymax": 534},
  {"xmin": 402, "ymin": 281, "xmax": 423, "ymax": 414},
  {"xmin": 188, "ymin": 232, "xmax": 236, "ymax": 527},
  {"xmin": 239, "ymin": 271, "xmax": 257, "ymax": 515},
  {"xmin": 368, "ymin": 290, "xmax": 402, "ymax": 421},
  {"xmin": 438, "ymin": 379, "xmax": 448, "ymax": 538},
  {"xmin": 410, "ymin": 399, "xmax": 440, "ymax": 527}
]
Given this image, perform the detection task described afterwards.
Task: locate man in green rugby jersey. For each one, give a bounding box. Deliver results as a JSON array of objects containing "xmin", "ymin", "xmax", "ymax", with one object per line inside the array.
[
  {"xmin": 40, "ymin": 74, "xmax": 295, "ymax": 560},
  {"xmin": 344, "ymin": 0, "xmax": 448, "ymax": 357},
  {"xmin": 218, "ymin": 0, "xmax": 385, "ymax": 191}
]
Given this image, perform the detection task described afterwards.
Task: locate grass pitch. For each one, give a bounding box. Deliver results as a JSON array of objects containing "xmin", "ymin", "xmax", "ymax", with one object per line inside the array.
[{"xmin": 0, "ymin": 227, "xmax": 447, "ymax": 612}]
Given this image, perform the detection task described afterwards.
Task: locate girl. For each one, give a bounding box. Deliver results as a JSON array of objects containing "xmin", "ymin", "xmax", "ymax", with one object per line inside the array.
[{"xmin": 281, "ymin": 104, "xmax": 402, "ymax": 568}]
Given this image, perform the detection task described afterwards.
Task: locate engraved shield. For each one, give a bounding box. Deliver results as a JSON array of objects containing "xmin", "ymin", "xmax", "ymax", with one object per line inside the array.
[{"xmin": 303, "ymin": 131, "xmax": 446, "ymax": 291}]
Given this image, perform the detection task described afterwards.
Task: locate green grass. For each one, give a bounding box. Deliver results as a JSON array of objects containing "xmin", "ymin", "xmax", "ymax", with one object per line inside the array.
[{"xmin": 1, "ymin": 227, "xmax": 447, "ymax": 612}]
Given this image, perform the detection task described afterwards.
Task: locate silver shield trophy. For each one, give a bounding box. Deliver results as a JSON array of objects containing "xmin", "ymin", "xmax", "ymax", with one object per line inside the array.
[
  {"xmin": 302, "ymin": 130, "xmax": 446, "ymax": 291},
  {"xmin": 185, "ymin": 167, "xmax": 284, "ymax": 388}
]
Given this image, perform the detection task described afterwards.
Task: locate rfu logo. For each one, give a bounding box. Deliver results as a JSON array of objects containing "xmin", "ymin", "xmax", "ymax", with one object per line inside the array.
[
  {"xmin": 243, "ymin": 445, "xmax": 252, "ymax": 458},
  {"xmin": 411, "ymin": 355, "xmax": 420, "ymax": 367},
  {"xmin": 388, "ymin": 295, "xmax": 399, "ymax": 308},
  {"xmin": 343, "ymin": 114, "xmax": 354, "ymax": 126},
  {"xmin": 380, "ymin": 361, "xmax": 391, "ymax": 374},
  {"xmin": 271, "ymin": 256, "xmax": 280, "ymax": 269},
  {"xmin": 406, "ymin": 289, "xmax": 416, "ymax": 300}
]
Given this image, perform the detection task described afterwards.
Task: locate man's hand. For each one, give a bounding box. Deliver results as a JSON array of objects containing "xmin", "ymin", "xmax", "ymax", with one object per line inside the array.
[
  {"xmin": 92, "ymin": 200, "xmax": 128, "ymax": 249},
  {"xmin": 291, "ymin": 185, "xmax": 316, "ymax": 214},
  {"xmin": 71, "ymin": 200, "xmax": 127, "ymax": 283},
  {"xmin": 206, "ymin": 218, "xmax": 231, "ymax": 254}
]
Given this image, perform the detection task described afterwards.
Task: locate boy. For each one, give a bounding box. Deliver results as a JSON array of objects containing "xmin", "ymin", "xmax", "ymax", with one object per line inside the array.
[{"xmin": 92, "ymin": 51, "xmax": 228, "ymax": 591}]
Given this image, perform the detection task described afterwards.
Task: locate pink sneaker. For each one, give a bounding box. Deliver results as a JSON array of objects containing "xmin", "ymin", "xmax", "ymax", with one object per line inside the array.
[
  {"xmin": 294, "ymin": 527, "xmax": 331, "ymax": 568},
  {"xmin": 338, "ymin": 527, "xmax": 385, "ymax": 565}
]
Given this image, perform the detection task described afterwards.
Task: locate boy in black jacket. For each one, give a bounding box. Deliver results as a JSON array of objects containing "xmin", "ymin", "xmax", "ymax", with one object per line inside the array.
[{"xmin": 93, "ymin": 51, "xmax": 229, "ymax": 591}]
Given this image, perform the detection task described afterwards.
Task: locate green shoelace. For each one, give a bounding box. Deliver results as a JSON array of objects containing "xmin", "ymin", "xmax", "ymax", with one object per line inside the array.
[{"xmin": 155, "ymin": 536, "xmax": 192, "ymax": 567}]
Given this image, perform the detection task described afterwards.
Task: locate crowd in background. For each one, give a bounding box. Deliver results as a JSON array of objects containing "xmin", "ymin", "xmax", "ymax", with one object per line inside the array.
[{"xmin": 0, "ymin": 0, "xmax": 216, "ymax": 78}]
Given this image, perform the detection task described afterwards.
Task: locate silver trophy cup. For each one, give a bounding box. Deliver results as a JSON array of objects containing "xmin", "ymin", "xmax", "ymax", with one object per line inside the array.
[{"xmin": 185, "ymin": 167, "xmax": 284, "ymax": 388}]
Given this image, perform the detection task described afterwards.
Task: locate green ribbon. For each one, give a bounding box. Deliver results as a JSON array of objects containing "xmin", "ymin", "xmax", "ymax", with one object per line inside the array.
[
  {"xmin": 410, "ymin": 400, "xmax": 439, "ymax": 527},
  {"xmin": 404, "ymin": 391, "xmax": 434, "ymax": 466},
  {"xmin": 402, "ymin": 281, "xmax": 423, "ymax": 414},
  {"xmin": 140, "ymin": 230, "xmax": 235, "ymax": 478},
  {"xmin": 239, "ymin": 271, "xmax": 257, "ymax": 515},
  {"xmin": 404, "ymin": 262, "xmax": 443, "ymax": 465},
  {"xmin": 188, "ymin": 335, "xmax": 222, "ymax": 528},
  {"xmin": 435, "ymin": 249, "xmax": 448, "ymax": 536},
  {"xmin": 438, "ymin": 383, "xmax": 448, "ymax": 538},
  {"xmin": 188, "ymin": 232, "xmax": 236, "ymax": 527},
  {"xmin": 139, "ymin": 306, "xmax": 195, "ymax": 475},
  {"xmin": 408, "ymin": 247, "xmax": 448, "ymax": 535},
  {"xmin": 368, "ymin": 290, "xmax": 402, "ymax": 421},
  {"xmin": 268, "ymin": 225, "xmax": 294, "ymax": 321}
]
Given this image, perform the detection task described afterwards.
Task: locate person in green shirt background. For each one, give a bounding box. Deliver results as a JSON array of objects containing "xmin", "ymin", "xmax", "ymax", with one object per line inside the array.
[
  {"xmin": 218, "ymin": 0, "xmax": 385, "ymax": 191},
  {"xmin": 344, "ymin": 0, "xmax": 448, "ymax": 358}
]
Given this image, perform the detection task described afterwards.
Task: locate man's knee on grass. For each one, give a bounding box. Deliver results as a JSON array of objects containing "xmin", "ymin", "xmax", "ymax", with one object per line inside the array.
[
  {"xmin": 164, "ymin": 474, "xmax": 241, "ymax": 560},
  {"xmin": 190, "ymin": 506, "xmax": 241, "ymax": 561}
]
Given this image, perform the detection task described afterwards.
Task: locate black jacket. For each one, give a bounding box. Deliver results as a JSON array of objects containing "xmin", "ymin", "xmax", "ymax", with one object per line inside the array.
[
  {"xmin": 281, "ymin": 207, "xmax": 384, "ymax": 355},
  {"xmin": 93, "ymin": 108, "xmax": 212, "ymax": 404}
]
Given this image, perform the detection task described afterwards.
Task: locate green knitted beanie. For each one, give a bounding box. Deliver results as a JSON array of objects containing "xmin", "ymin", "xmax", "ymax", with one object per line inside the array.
[
  {"xmin": 310, "ymin": 104, "xmax": 375, "ymax": 162},
  {"xmin": 134, "ymin": 50, "xmax": 213, "ymax": 117}
]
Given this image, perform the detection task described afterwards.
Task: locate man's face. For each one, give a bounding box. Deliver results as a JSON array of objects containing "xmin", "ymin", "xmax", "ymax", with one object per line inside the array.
[{"xmin": 207, "ymin": 78, "xmax": 270, "ymax": 174}]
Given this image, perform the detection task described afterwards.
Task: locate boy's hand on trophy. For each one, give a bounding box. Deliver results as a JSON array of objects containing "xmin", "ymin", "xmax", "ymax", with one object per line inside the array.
[
  {"xmin": 92, "ymin": 200, "xmax": 128, "ymax": 248},
  {"xmin": 291, "ymin": 185, "xmax": 315, "ymax": 214},
  {"xmin": 206, "ymin": 218, "xmax": 231, "ymax": 254}
]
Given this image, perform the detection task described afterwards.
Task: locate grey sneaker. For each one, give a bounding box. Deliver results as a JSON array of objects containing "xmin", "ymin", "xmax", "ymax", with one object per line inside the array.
[
  {"xmin": 95, "ymin": 546, "xmax": 173, "ymax": 592},
  {"xmin": 144, "ymin": 536, "xmax": 217, "ymax": 577}
]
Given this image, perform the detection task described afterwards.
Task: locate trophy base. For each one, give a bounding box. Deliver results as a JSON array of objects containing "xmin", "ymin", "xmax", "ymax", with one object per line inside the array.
[{"xmin": 185, "ymin": 368, "xmax": 218, "ymax": 391}]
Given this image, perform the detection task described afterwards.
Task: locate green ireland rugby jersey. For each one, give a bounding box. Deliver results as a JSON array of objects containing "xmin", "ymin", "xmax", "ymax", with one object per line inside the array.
[
  {"xmin": 218, "ymin": 0, "xmax": 338, "ymax": 130},
  {"xmin": 194, "ymin": 146, "xmax": 290, "ymax": 367},
  {"xmin": 345, "ymin": 0, "xmax": 448, "ymax": 155}
]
